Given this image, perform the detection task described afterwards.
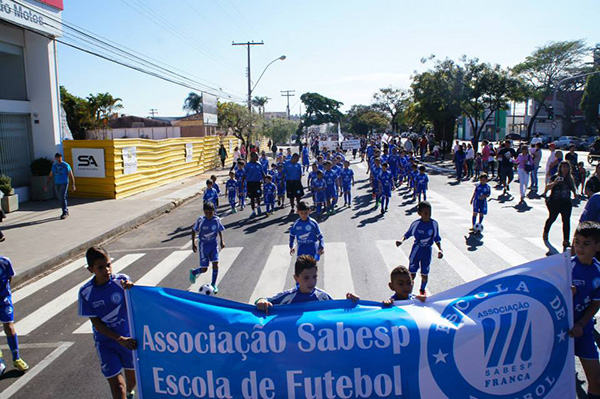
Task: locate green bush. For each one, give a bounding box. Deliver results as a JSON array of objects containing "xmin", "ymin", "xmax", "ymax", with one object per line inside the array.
[
  {"xmin": 30, "ymin": 157, "xmax": 53, "ymax": 176},
  {"xmin": 0, "ymin": 174, "xmax": 12, "ymax": 196}
]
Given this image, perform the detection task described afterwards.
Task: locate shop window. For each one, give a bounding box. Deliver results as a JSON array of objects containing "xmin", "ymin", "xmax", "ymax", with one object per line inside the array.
[{"xmin": 0, "ymin": 41, "xmax": 27, "ymax": 101}]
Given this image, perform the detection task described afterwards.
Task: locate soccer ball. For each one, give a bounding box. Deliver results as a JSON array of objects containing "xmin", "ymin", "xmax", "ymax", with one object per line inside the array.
[
  {"xmin": 474, "ymin": 223, "xmax": 484, "ymax": 234},
  {"xmin": 198, "ymin": 283, "xmax": 215, "ymax": 296}
]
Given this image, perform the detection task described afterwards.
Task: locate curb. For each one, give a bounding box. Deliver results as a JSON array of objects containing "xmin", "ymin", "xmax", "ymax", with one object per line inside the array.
[{"xmin": 11, "ymin": 192, "xmax": 201, "ymax": 288}]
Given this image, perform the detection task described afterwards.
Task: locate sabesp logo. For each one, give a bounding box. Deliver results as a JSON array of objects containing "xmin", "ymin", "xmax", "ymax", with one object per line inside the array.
[
  {"xmin": 77, "ymin": 155, "xmax": 99, "ymax": 167},
  {"xmin": 428, "ymin": 276, "xmax": 570, "ymax": 399},
  {"xmin": 482, "ymin": 310, "xmax": 532, "ymax": 368}
]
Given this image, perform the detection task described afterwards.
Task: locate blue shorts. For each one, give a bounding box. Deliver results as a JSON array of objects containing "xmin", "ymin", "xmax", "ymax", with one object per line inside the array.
[
  {"xmin": 372, "ymin": 179, "xmax": 380, "ymax": 192},
  {"xmin": 575, "ymin": 323, "xmax": 599, "ymax": 360},
  {"xmin": 277, "ymin": 184, "xmax": 286, "ymax": 196},
  {"xmin": 199, "ymin": 243, "xmax": 219, "ymax": 267},
  {"xmin": 342, "ymin": 183, "xmax": 352, "ymax": 193},
  {"xmin": 315, "ymin": 191, "xmax": 326, "ymax": 203},
  {"xmin": 228, "ymin": 193, "xmax": 237, "ymax": 204},
  {"xmin": 416, "ymin": 186, "xmax": 427, "ymax": 194},
  {"xmin": 297, "ymin": 243, "xmax": 320, "ymax": 261},
  {"xmin": 0, "ymin": 296, "xmax": 14, "ymax": 323},
  {"xmin": 264, "ymin": 195, "xmax": 275, "ymax": 205},
  {"xmin": 96, "ymin": 341, "xmax": 134, "ymax": 378},
  {"xmin": 473, "ymin": 200, "xmax": 488, "ymax": 215},
  {"xmin": 409, "ymin": 245, "xmax": 432, "ymax": 275},
  {"xmin": 326, "ymin": 187, "xmax": 338, "ymax": 200},
  {"xmin": 380, "ymin": 187, "xmax": 392, "ymax": 198}
]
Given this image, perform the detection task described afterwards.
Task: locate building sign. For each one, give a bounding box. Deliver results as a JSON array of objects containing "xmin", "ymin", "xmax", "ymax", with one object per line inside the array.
[
  {"xmin": 71, "ymin": 148, "xmax": 105, "ymax": 178},
  {"xmin": 202, "ymin": 93, "xmax": 218, "ymax": 125},
  {"xmin": 341, "ymin": 139, "xmax": 361, "ymax": 150},
  {"xmin": 123, "ymin": 147, "xmax": 138, "ymax": 175},
  {"xmin": 0, "ymin": 0, "xmax": 63, "ymax": 36},
  {"xmin": 185, "ymin": 143, "xmax": 193, "ymax": 163},
  {"xmin": 37, "ymin": 0, "xmax": 63, "ymax": 10}
]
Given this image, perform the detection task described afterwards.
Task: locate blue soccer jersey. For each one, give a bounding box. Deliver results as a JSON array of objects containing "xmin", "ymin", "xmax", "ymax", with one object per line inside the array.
[
  {"xmin": 203, "ymin": 188, "xmax": 218, "ymax": 206},
  {"xmin": 572, "ymin": 256, "xmax": 600, "ymax": 323},
  {"xmin": 340, "ymin": 168, "xmax": 354, "ymax": 191},
  {"xmin": 263, "ymin": 182, "xmax": 277, "ymax": 204},
  {"xmin": 259, "ymin": 157, "xmax": 270, "ymax": 174},
  {"xmin": 193, "ymin": 216, "xmax": 225, "ymax": 245},
  {"xmin": 307, "ymin": 171, "xmax": 318, "ymax": 189},
  {"xmin": 212, "ymin": 181, "xmax": 220, "ymax": 195},
  {"xmin": 289, "ymin": 217, "xmax": 325, "ymax": 260},
  {"xmin": 379, "ymin": 170, "xmax": 394, "ymax": 189},
  {"xmin": 414, "ymin": 173, "xmax": 429, "ymax": 192},
  {"xmin": 78, "ymin": 273, "xmax": 131, "ymax": 344},
  {"xmin": 284, "ymin": 161, "xmax": 302, "ymax": 181},
  {"xmin": 267, "ymin": 286, "xmax": 332, "ymax": 305},
  {"xmin": 235, "ymin": 167, "xmax": 246, "ymax": 193},
  {"xmin": 404, "ymin": 219, "xmax": 441, "ymax": 248},
  {"xmin": 323, "ymin": 170, "xmax": 338, "ymax": 195},
  {"xmin": 245, "ymin": 161, "xmax": 265, "ymax": 182},
  {"xmin": 226, "ymin": 179, "xmax": 237, "ymax": 200},
  {"xmin": 0, "ymin": 256, "xmax": 15, "ymax": 299},
  {"xmin": 302, "ymin": 148, "xmax": 310, "ymax": 165},
  {"xmin": 312, "ymin": 178, "xmax": 327, "ymax": 203},
  {"xmin": 473, "ymin": 183, "xmax": 491, "ymax": 214}
]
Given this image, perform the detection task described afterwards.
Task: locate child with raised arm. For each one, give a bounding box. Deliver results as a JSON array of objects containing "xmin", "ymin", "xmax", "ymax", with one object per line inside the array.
[
  {"xmin": 396, "ymin": 201, "xmax": 443, "ymax": 296},
  {"xmin": 256, "ymin": 255, "xmax": 332, "ymax": 314}
]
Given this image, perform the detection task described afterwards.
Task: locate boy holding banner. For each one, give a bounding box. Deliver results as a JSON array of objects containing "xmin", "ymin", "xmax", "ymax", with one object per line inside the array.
[
  {"xmin": 570, "ymin": 221, "xmax": 600, "ymax": 398},
  {"xmin": 256, "ymin": 255, "xmax": 332, "ymax": 314},
  {"xmin": 78, "ymin": 246, "xmax": 136, "ymax": 399}
]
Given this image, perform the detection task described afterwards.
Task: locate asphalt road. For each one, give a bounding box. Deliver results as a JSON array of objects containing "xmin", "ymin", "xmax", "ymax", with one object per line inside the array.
[{"xmin": 0, "ymin": 149, "xmax": 592, "ymax": 398}]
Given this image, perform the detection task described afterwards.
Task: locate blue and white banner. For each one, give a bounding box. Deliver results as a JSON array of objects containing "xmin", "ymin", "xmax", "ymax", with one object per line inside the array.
[{"xmin": 127, "ymin": 253, "xmax": 575, "ymax": 399}]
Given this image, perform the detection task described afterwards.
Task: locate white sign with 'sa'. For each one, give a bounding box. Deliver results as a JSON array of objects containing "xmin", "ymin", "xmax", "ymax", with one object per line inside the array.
[{"xmin": 71, "ymin": 148, "xmax": 106, "ymax": 178}]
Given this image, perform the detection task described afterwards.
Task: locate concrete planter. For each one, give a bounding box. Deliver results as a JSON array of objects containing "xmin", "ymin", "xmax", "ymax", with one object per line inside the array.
[
  {"xmin": 31, "ymin": 176, "xmax": 54, "ymax": 201},
  {"xmin": 1, "ymin": 194, "xmax": 19, "ymax": 213}
]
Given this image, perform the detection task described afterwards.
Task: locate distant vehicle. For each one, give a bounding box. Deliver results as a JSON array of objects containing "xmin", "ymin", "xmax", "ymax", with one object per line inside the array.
[
  {"xmin": 530, "ymin": 133, "xmax": 553, "ymax": 147},
  {"xmin": 505, "ymin": 133, "xmax": 523, "ymax": 141},
  {"xmin": 583, "ymin": 136, "xmax": 600, "ymax": 151},
  {"xmin": 554, "ymin": 136, "xmax": 582, "ymax": 149}
]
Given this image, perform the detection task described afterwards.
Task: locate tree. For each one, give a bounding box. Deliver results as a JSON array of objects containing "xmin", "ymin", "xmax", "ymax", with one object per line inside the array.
[
  {"xmin": 299, "ymin": 92, "xmax": 343, "ymax": 132},
  {"xmin": 512, "ymin": 39, "xmax": 589, "ymax": 139},
  {"xmin": 60, "ymin": 86, "xmax": 92, "ymax": 139},
  {"xmin": 262, "ymin": 118, "xmax": 297, "ymax": 145},
  {"xmin": 183, "ymin": 92, "xmax": 203, "ymax": 115},
  {"xmin": 252, "ymin": 96, "xmax": 269, "ymax": 116},
  {"xmin": 218, "ymin": 102, "xmax": 256, "ymax": 145},
  {"xmin": 411, "ymin": 58, "xmax": 464, "ymax": 144},
  {"xmin": 581, "ymin": 73, "xmax": 600, "ymax": 133},
  {"xmin": 346, "ymin": 105, "xmax": 390, "ymax": 135},
  {"xmin": 372, "ymin": 87, "xmax": 410, "ymax": 132},
  {"xmin": 460, "ymin": 58, "xmax": 523, "ymax": 149}
]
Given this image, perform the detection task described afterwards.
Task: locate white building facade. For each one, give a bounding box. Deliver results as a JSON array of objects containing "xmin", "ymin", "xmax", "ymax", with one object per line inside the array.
[{"xmin": 0, "ymin": 0, "xmax": 63, "ymax": 201}]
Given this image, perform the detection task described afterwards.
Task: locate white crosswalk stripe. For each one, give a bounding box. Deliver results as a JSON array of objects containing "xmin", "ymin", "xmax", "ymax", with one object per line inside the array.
[
  {"xmin": 375, "ymin": 240, "xmax": 431, "ymax": 296},
  {"xmin": 14, "ymin": 253, "xmax": 145, "ymax": 336},
  {"xmin": 249, "ymin": 245, "xmax": 293, "ymax": 304},
  {"xmin": 441, "ymin": 240, "xmax": 486, "ymax": 282},
  {"xmin": 187, "ymin": 247, "xmax": 243, "ymax": 292},
  {"xmin": 136, "ymin": 250, "xmax": 192, "ymax": 286},
  {"xmin": 323, "ymin": 242, "xmax": 355, "ymax": 298},
  {"xmin": 12, "ymin": 257, "xmax": 87, "ymax": 304}
]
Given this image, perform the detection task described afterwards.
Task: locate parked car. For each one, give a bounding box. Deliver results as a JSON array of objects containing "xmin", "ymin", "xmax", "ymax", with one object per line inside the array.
[
  {"xmin": 554, "ymin": 136, "xmax": 582, "ymax": 149},
  {"xmin": 505, "ymin": 133, "xmax": 523, "ymax": 141}
]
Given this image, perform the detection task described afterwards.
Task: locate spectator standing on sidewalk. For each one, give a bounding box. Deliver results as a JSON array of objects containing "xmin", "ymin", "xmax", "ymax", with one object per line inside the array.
[
  {"xmin": 530, "ymin": 143, "xmax": 543, "ymax": 191},
  {"xmin": 543, "ymin": 161, "xmax": 577, "ymax": 250},
  {"xmin": 45, "ymin": 153, "xmax": 75, "ymax": 220},
  {"xmin": 481, "ymin": 140, "xmax": 491, "ymax": 174},
  {"xmin": 514, "ymin": 146, "xmax": 533, "ymax": 204},
  {"xmin": 218, "ymin": 144, "xmax": 228, "ymax": 169},
  {"xmin": 465, "ymin": 143, "xmax": 475, "ymax": 179}
]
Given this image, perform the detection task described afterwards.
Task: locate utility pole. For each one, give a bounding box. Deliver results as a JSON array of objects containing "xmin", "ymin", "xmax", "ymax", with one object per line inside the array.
[
  {"xmin": 232, "ymin": 41, "xmax": 264, "ymax": 111},
  {"xmin": 281, "ymin": 90, "xmax": 295, "ymax": 119},
  {"xmin": 149, "ymin": 108, "xmax": 158, "ymax": 117}
]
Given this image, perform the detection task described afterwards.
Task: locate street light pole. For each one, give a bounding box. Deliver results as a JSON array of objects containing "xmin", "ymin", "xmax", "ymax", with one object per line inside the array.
[
  {"xmin": 251, "ymin": 55, "xmax": 286, "ymax": 94},
  {"xmin": 551, "ymin": 70, "xmax": 600, "ymax": 136}
]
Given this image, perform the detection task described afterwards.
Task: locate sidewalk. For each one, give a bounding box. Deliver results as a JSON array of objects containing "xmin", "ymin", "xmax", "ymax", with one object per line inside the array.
[{"xmin": 1, "ymin": 166, "xmax": 233, "ymax": 287}]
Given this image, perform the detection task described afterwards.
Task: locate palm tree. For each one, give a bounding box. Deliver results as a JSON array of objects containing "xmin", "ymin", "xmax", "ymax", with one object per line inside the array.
[
  {"xmin": 86, "ymin": 92, "xmax": 123, "ymax": 135},
  {"xmin": 183, "ymin": 92, "xmax": 203, "ymax": 115},
  {"xmin": 252, "ymin": 96, "xmax": 269, "ymax": 116}
]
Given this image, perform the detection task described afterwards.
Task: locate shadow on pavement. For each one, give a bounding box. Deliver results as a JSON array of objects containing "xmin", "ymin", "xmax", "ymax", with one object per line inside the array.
[
  {"xmin": 357, "ymin": 213, "xmax": 383, "ymax": 228},
  {"xmin": 1, "ymin": 216, "xmax": 61, "ymax": 231},
  {"xmin": 464, "ymin": 232, "xmax": 483, "ymax": 251}
]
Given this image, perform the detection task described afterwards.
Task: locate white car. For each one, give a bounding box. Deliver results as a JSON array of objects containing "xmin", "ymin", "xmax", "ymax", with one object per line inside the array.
[{"xmin": 553, "ymin": 136, "xmax": 581, "ymax": 149}]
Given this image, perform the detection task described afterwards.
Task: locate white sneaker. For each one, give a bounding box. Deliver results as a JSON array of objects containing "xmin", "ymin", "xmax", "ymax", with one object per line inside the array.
[{"xmin": 0, "ymin": 357, "xmax": 5, "ymax": 376}]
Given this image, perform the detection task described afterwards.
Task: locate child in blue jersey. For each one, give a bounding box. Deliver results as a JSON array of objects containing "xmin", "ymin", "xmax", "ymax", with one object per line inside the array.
[
  {"xmin": 323, "ymin": 161, "xmax": 339, "ymax": 215},
  {"xmin": 370, "ymin": 157, "xmax": 383, "ymax": 208},
  {"xmin": 256, "ymin": 255, "xmax": 332, "ymax": 314},
  {"xmin": 0, "ymin": 256, "xmax": 29, "ymax": 375},
  {"xmin": 569, "ymin": 221, "xmax": 600, "ymax": 398},
  {"xmin": 225, "ymin": 171, "xmax": 238, "ymax": 213},
  {"xmin": 203, "ymin": 179, "xmax": 219, "ymax": 211},
  {"xmin": 340, "ymin": 160, "xmax": 355, "ymax": 207},
  {"xmin": 379, "ymin": 162, "xmax": 395, "ymax": 214},
  {"xmin": 311, "ymin": 170, "xmax": 327, "ymax": 219},
  {"xmin": 259, "ymin": 151, "xmax": 270, "ymax": 174},
  {"xmin": 345, "ymin": 266, "xmax": 426, "ymax": 305},
  {"xmin": 414, "ymin": 165, "xmax": 429, "ymax": 202},
  {"xmin": 409, "ymin": 163, "xmax": 419, "ymax": 200},
  {"xmin": 301, "ymin": 146, "xmax": 310, "ymax": 173},
  {"xmin": 289, "ymin": 201, "xmax": 325, "ymax": 261},
  {"xmin": 210, "ymin": 175, "xmax": 220, "ymax": 208},
  {"xmin": 78, "ymin": 246, "xmax": 136, "ymax": 399},
  {"xmin": 235, "ymin": 160, "xmax": 247, "ymax": 210},
  {"xmin": 389, "ymin": 148, "xmax": 400, "ymax": 185},
  {"xmin": 396, "ymin": 201, "xmax": 443, "ymax": 296},
  {"xmin": 263, "ymin": 175, "xmax": 277, "ymax": 215},
  {"xmin": 276, "ymin": 164, "xmax": 286, "ymax": 207},
  {"xmin": 190, "ymin": 202, "xmax": 225, "ymax": 293},
  {"xmin": 307, "ymin": 163, "xmax": 319, "ymax": 205},
  {"xmin": 470, "ymin": 173, "xmax": 491, "ymax": 232}
]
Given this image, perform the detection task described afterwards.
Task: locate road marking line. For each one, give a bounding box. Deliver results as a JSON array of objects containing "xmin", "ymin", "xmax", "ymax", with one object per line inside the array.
[
  {"xmin": 323, "ymin": 242, "xmax": 355, "ymax": 299},
  {"xmin": 14, "ymin": 253, "xmax": 145, "ymax": 336},
  {"xmin": 136, "ymin": 250, "xmax": 192, "ymax": 286},
  {"xmin": 12, "ymin": 258, "xmax": 87, "ymax": 304},
  {"xmin": 180, "ymin": 240, "xmax": 194, "ymax": 249},
  {"xmin": 0, "ymin": 341, "xmax": 74, "ymax": 398},
  {"xmin": 375, "ymin": 240, "xmax": 431, "ymax": 296},
  {"xmin": 188, "ymin": 247, "xmax": 243, "ymax": 292},
  {"xmin": 249, "ymin": 245, "xmax": 292, "ymax": 304},
  {"xmin": 482, "ymin": 236, "xmax": 529, "ymax": 266},
  {"xmin": 441, "ymin": 240, "xmax": 486, "ymax": 282}
]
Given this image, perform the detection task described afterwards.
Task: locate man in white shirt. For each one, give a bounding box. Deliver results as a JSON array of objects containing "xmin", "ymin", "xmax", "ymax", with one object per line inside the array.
[
  {"xmin": 531, "ymin": 134, "xmax": 543, "ymax": 146},
  {"xmin": 545, "ymin": 142, "xmax": 557, "ymax": 185}
]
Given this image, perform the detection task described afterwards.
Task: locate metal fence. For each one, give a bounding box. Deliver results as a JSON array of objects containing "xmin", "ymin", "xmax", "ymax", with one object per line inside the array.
[{"xmin": 0, "ymin": 113, "xmax": 32, "ymax": 187}]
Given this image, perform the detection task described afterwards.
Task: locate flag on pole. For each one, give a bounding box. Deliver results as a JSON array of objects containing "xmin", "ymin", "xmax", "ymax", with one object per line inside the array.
[{"xmin": 338, "ymin": 122, "xmax": 344, "ymax": 143}]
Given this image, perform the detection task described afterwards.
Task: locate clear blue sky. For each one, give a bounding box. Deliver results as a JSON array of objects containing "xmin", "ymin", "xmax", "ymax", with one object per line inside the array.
[{"xmin": 58, "ymin": 0, "xmax": 600, "ymax": 117}]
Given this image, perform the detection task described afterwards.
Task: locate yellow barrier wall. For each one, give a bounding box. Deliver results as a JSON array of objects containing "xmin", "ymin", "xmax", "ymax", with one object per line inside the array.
[{"xmin": 63, "ymin": 136, "xmax": 241, "ymax": 199}]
